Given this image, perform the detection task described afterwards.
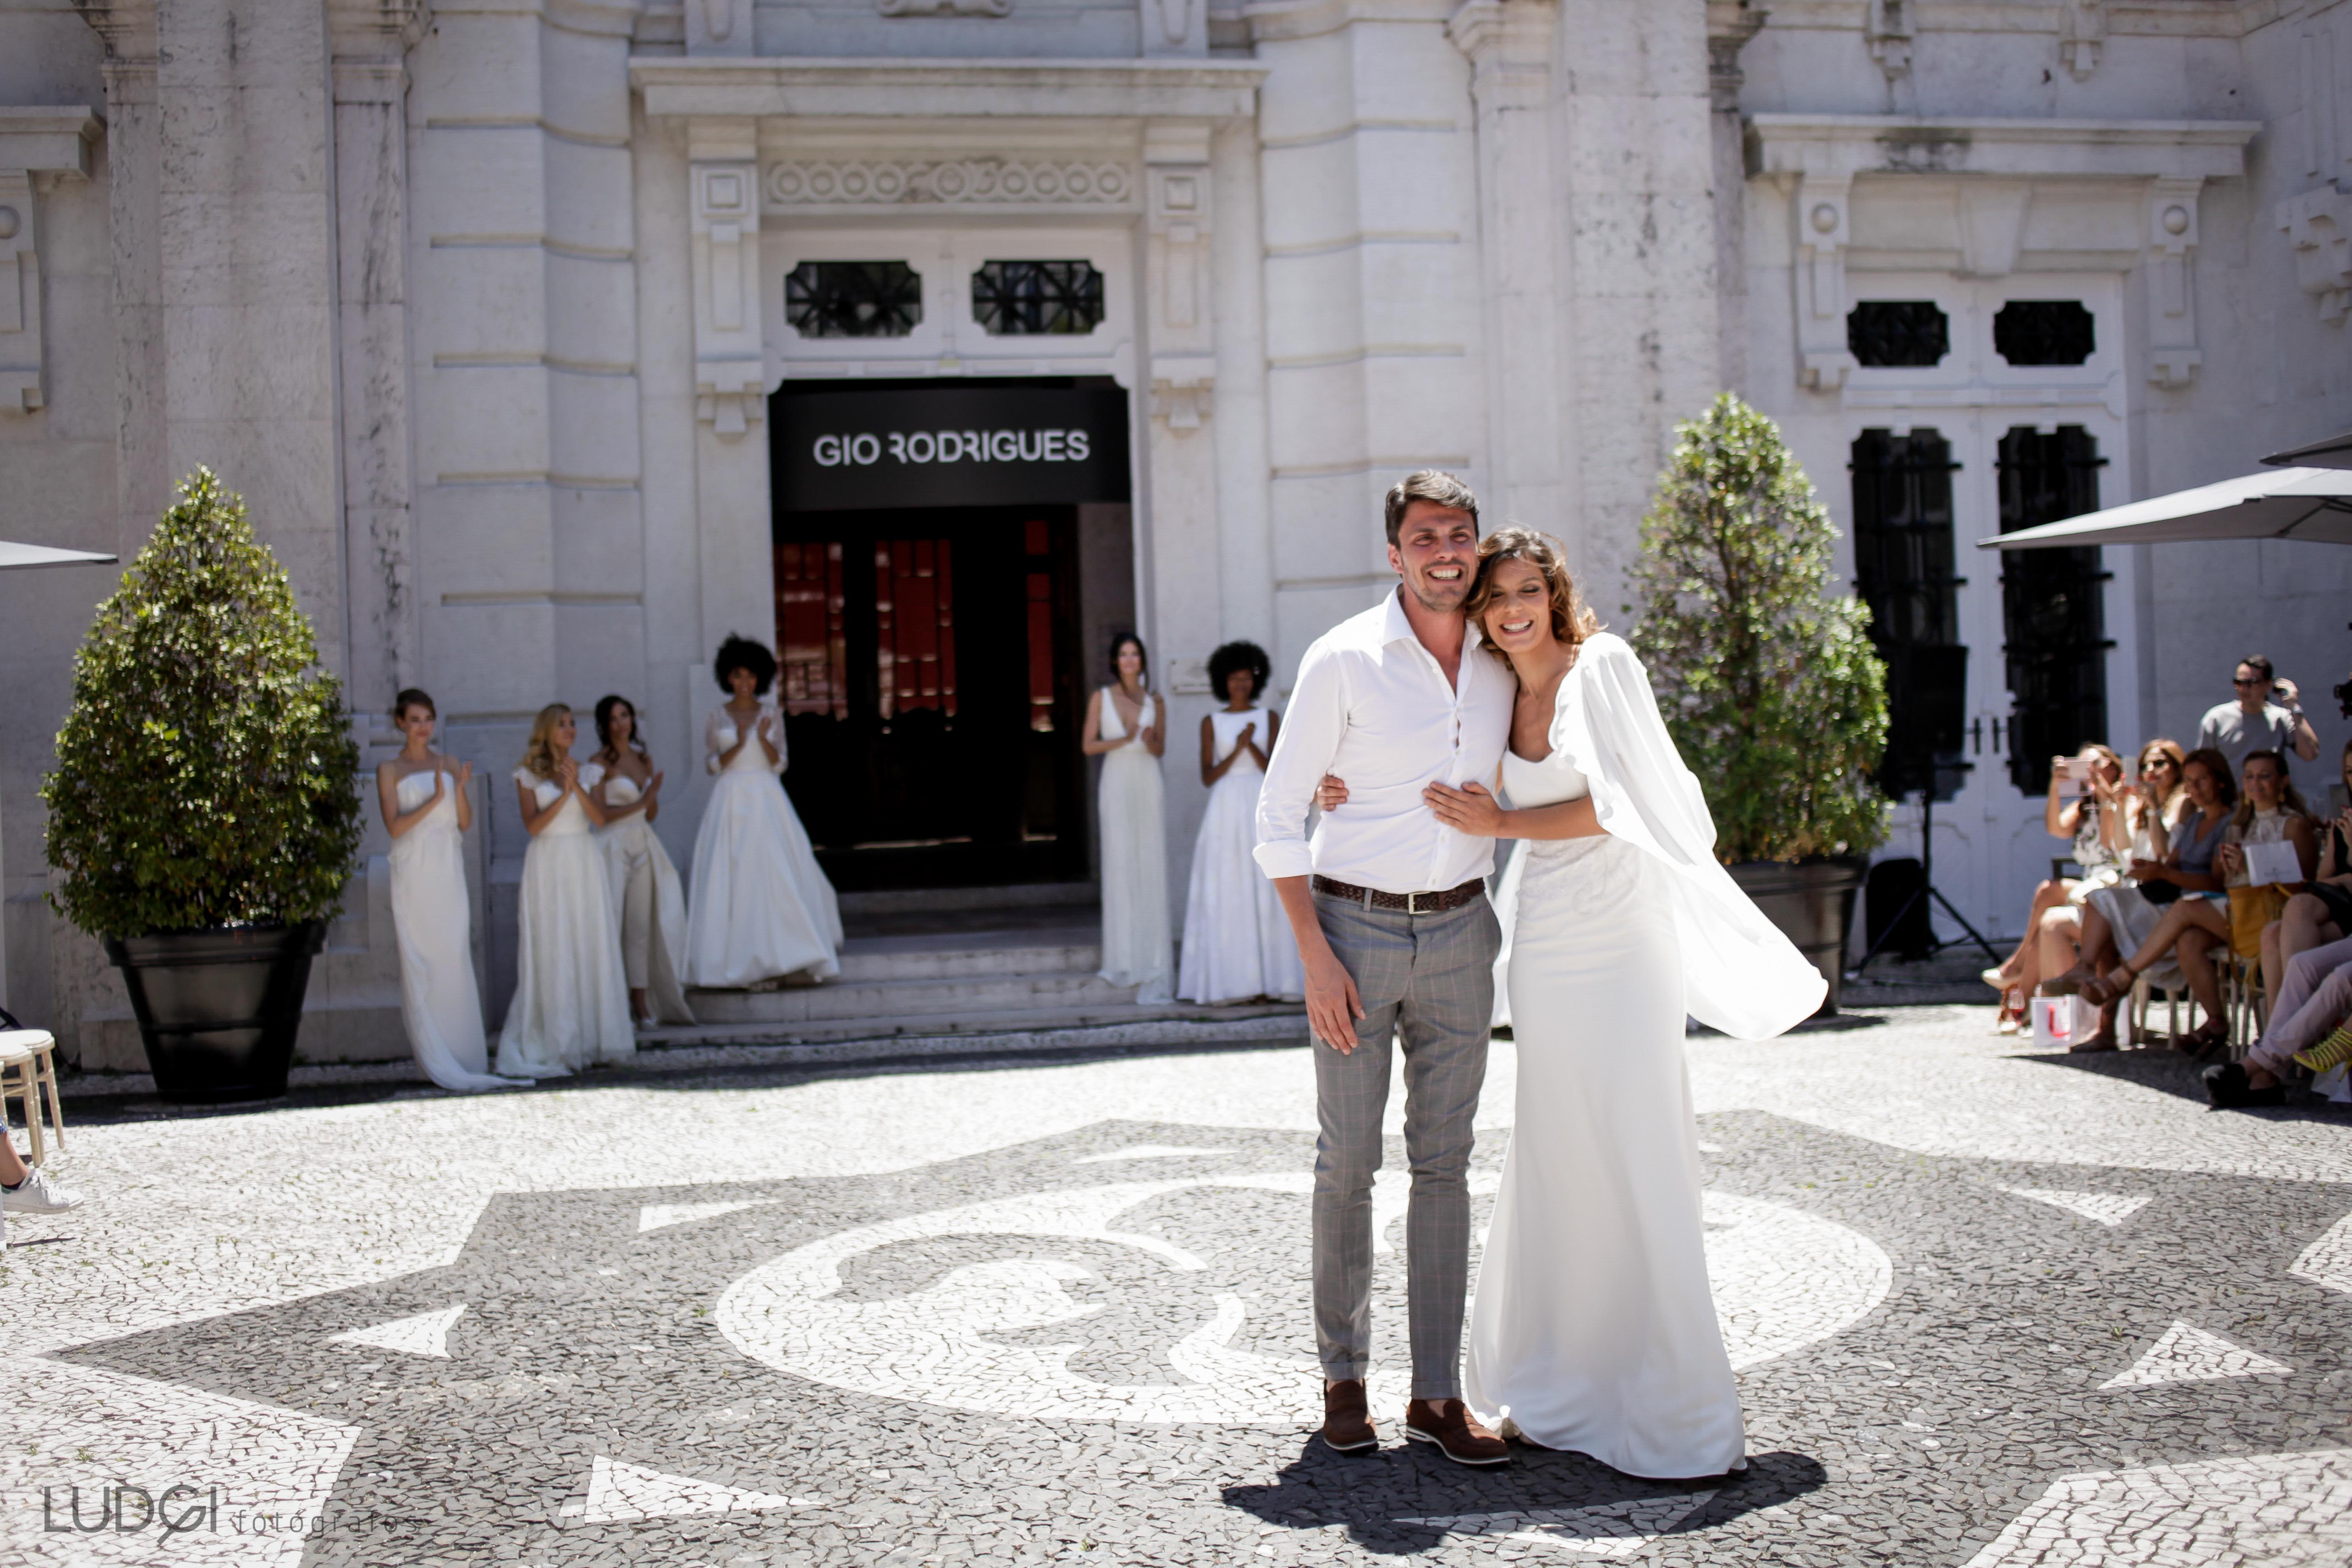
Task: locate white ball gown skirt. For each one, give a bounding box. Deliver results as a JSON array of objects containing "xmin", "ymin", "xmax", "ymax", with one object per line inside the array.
[
  {"xmin": 1176, "ymin": 723, "xmax": 1300, "ymax": 1003},
  {"xmin": 1095, "ymin": 695, "xmax": 1173, "ymax": 1004},
  {"xmin": 685, "ymin": 740, "xmax": 843, "ymax": 987},
  {"xmin": 1464, "ymin": 833, "xmax": 1747, "ymax": 1480},
  {"xmin": 385, "ymin": 771, "xmax": 517, "ymax": 1091},
  {"xmin": 496, "ymin": 773, "xmax": 636, "ymax": 1078}
]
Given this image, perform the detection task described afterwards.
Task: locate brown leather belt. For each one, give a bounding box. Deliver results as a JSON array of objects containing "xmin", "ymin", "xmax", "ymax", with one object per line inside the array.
[{"xmin": 1311, "ymin": 875, "xmax": 1486, "ymax": 914}]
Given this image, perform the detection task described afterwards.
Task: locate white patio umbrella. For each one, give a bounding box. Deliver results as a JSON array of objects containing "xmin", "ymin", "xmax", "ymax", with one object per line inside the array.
[
  {"xmin": 0, "ymin": 540, "xmax": 116, "ymax": 570},
  {"xmin": 1975, "ymin": 466, "xmax": 2352, "ymax": 551},
  {"xmin": 2262, "ymin": 429, "xmax": 2352, "ymax": 470}
]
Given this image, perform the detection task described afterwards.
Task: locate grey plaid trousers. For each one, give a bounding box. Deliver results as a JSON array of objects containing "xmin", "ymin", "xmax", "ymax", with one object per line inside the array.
[{"xmin": 1310, "ymin": 887, "xmax": 1499, "ymax": 1400}]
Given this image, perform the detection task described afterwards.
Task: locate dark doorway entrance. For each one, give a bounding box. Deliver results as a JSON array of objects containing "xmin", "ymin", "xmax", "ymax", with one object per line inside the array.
[{"xmin": 773, "ymin": 507, "xmax": 1087, "ymax": 890}]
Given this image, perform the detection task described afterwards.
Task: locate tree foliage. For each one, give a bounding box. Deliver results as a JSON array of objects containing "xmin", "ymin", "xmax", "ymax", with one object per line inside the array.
[
  {"xmin": 1631, "ymin": 394, "xmax": 1890, "ymax": 863},
  {"xmin": 44, "ymin": 468, "xmax": 362, "ymax": 937}
]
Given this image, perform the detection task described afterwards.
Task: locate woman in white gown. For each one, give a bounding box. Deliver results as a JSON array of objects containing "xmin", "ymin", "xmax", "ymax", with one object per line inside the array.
[
  {"xmin": 685, "ymin": 635, "xmax": 842, "ymax": 987},
  {"xmin": 586, "ymin": 694, "xmax": 693, "ymax": 1026},
  {"xmin": 496, "ymin": 703, "xmax": 636, "ymax": 1078},
  {"xmin": 1329, "ymin": 530, "xmax": 1824, "ymax": 1479},
  {"xmin": 1178, "ymin": 641, "xmax": 1303, "ymax": 1003},
  {"xmin": 376, "ymin": 689, "xmax": 519, "ymax": 1092},
  {"xmin": 1083, "ymin": 633, "xmax": 1173, "ymax": 1003}
]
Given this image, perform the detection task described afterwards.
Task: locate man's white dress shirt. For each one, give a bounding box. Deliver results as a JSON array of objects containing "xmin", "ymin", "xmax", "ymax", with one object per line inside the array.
[{"xmin": 1254, "ymin": 588, "xmax": 1517, "ymax": 895}]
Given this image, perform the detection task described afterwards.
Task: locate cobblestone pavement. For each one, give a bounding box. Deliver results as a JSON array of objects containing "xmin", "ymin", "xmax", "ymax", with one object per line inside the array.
[{"xmin": 7, "ymin": 1005, "xmax": 2351, "ymax": 1566}]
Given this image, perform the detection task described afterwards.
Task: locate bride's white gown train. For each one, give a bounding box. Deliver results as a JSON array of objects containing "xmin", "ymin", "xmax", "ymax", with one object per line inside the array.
[
  {"xmin": 1464, "ymin": 634, "xmax": 1825, "ymax": 1480},
  {"xmin": 685, "ymin": 703, "xmax": 842, "ymax": 987},
  {"xmin": 386, "ymin": 769, "xmax": 517, "ymax": 1091}
]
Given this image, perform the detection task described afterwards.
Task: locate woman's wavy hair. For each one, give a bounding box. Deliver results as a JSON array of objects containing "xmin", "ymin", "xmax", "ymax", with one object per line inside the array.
[
  {"xmin": 1462, "ymin": 526, "xmax": 1601, "ymax": 666},
  {"xmin": 520, "ymin": 703, "xmax": 572, "ymax": 781},
  {"xmin": 713, "ymin": 634, "xmax": 777, "ymax": 697},
  {"xmin": 594, "ymin": 694, "xmax": 647, "ymax": 760},
  {"xmin": 2181, "ymin": 746, "xmax": 2240, "ymax": 811},
  {"xmin": 2232, "ymin": 748, "xmax": 2311, "ymax": 830},
  {"xmin": 1206, "ymin": 640, "xmax": 1270, "ymax": 703}
]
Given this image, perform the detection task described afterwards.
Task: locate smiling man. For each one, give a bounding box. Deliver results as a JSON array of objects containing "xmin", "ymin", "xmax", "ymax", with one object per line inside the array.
[{"xmin": 1252, "ymin": 470, "xmax": 1517, "ymax": 1466}]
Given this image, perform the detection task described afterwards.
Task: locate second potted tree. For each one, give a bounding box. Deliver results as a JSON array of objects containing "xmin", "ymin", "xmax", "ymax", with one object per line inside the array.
[{"xmin": 1630, "ymin": 394, "xmax": 1890, "ymax": 1014}]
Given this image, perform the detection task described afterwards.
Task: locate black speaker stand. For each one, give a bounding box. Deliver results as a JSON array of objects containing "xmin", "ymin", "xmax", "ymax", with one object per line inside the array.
[{"xmin": 1851, "ymin": 787, "xmax": 2000, "ymax": 975}]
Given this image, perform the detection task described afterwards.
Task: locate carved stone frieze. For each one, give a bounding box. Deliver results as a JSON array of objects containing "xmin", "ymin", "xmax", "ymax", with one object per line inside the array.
[
  {"xmin": 2278, "ymin": 186, "xmax": 2352, "ymax": 329},
  {"xmin": 763, "ymin": 159, "xmax": 1134, "ymax": 208},
  {"xmin": 876, "ymin": 0, "xmax": 1010, "ymax": 16}
]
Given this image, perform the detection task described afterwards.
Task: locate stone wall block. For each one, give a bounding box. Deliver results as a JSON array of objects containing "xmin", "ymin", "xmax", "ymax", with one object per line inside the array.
[
  {"xmin": 543, "ymin": 138, "xmax": 635, "ymax": 252},
  {"xmin": 154, "ymin": 189, "xmax": 334, "ymax": 307},
  {"xmin": 155, "ymin": 83, "xmax": 329, "ymax": 195},
  {"xmin": 410, "ymin": 130, "xmax": 553, "ymax": 235}
]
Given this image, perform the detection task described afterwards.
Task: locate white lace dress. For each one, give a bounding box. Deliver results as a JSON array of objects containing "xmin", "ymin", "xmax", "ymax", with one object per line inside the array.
[
  {"xmin": 685, "ymin": 703, "xmax": 843, "ymax": 987},
  {"xmin": 1096, "ymin": 686, "xmax": 1173, "ymax": 1003},
  {"xmin": 1177, "ymin": 707, "xmax": 1303, "ymax": 1003},
  {"xmin": 583, "ymin": 760, "xmax": 694, "ymax": 1025},
  {"xmin": 386, "ymin": 768, "xmax": 516, "ymax": 1091},
  {"xmin": 496, "ymin": 768, "xmax": 635, "ymax": 1077}
]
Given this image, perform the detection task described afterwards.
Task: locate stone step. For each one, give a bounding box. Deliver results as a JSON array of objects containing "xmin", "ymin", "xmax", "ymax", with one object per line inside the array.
[
  {"xmin": 643, "ymin": 998, "xmax": 1305, "ymax": 1048},
  {"xmin": 686, "ymin": 967, "xmax": 1137, "ymax": 1025},
  {"xmin": 831, "ymin": 926, "xmax": 1099, "ymax": 983}
]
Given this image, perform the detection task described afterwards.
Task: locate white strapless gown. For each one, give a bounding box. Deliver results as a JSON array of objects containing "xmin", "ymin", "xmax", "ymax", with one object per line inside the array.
[
  {"xmin": 685, "ymin": 705, "xmax": 842, "ymax": 987},
  {"xmin": 1177, "ymin": 707, "xmax": 1301, "ymax": 1003},
  {"xmin": 386, "ymin": 769, "xmax": 518, "ymax": 1092},
  {"xmin": 584, "ymin": 763, "xmax": 694, "ymax": 1025},
  {"xmin": 1095, "ymin": 686, "xmax": 1173, "ymax": 1003},
  {"xmin": 496, "ymin": 770, "xmax": 636, "ymax": 1078}
]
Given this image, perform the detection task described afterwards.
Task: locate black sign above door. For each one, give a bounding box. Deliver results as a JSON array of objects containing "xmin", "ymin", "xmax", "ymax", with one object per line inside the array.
[{"xmin": 773, "ymin": 385, "xmax": 1131, "ymax": 512}]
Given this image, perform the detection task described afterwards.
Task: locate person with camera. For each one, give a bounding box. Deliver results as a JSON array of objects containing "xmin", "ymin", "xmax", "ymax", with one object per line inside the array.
[{"xmin": 2197, "ymin": 656, "xmax": 2319, "ymax": 782}]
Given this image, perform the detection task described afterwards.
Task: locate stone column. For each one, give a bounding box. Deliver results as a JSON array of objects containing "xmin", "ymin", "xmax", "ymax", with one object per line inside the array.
[
  {"xmin": 329, "ymin": 0, "xmax": 429, "ymax": 730},
  {"xmin": 78, "ymin": 0, "xmax": 169, "ymax": 558},
  {"xmin": 1707, "ymin": 0, "xmax": 1767, "ymax": 392},
  {"xmin": 1209, "ymin": 118, "xmax": 1273, "ymax": 648},
  {"xmin": 687, "ymin": 115, "xmax": 773, "ymax": 661},
  {"xmin": 1450, "ymin": 0, "xmax": 1565, "ymax": 539},
  {"xmin": 1140, "ymin": 118, "xmax": 1219, "ymax": 666}
]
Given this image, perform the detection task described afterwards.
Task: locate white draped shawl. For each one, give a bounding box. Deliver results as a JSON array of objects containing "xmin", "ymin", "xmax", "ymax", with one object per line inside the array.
[{"xmin": 1546, "ymin": 633, "xmax": 1827, "ymax": 1039}]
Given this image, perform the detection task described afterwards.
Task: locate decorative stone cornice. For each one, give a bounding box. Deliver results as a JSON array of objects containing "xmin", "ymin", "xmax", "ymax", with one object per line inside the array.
[
  {"xmin": 1706, "ymin": 0, "xmax": 1768, "ymax": 113},
  {"xmin": 2278, "ymin": 186, "xmax": 2352, "ymax": 329},
  {"xmin": 630, "ymin": 58, "xmax": 1267, "ymax": 122},
  {"xmin": 1746, "ymin": 115, "xmax": 2260, "ymax": 181},
  {"xmin": 765, "ymin": 158, "xmax": 1135, "ymax": 208}
]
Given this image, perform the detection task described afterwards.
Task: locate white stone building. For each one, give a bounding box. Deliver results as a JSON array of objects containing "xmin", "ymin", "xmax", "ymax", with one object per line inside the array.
[{"xmin": 1, "ymin": 0, "xmax": 2347, "ymax": 1065}]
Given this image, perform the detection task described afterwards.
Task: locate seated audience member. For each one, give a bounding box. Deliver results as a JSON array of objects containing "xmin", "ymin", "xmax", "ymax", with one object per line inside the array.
[
  {"xmin": 2261, "ymin": 736, "xmax": 2352, "ymax": 1001},
  {"xmin": 2078, "ymin": 749, "xmax": 2240, "ymax": 1056},
  {"xmin": 2052, "ymin": 740, "xmax": 2189, "ymax": 1050},
  {"xmin": 2197, "ymin": 654, "xmax": 2319, "ymax": 781},
  {"xmin": 2206, "ymin": 928, "xmax": 2352, "ymax": 1108},
  {"xmin": 1, "ymin": 1120, "xmax": 82, "ymax": 1252},
  {"xmin": 2215, "ymin": 750, "xmax": 2319, "ymax": 1020},
  {"xmin": 1983, "ymin": 745, "xmax": 2129, "ymax": 1033}
]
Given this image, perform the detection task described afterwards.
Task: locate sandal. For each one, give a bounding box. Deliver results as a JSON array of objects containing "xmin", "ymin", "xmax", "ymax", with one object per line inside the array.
[
  {"xmin": 2174, "ymin": 1019, "xmax": 2228, "ymax": 1060},
  {"xmin": 2078, "ymin": 962, "xmax": 2138, "ymax": 1009}
]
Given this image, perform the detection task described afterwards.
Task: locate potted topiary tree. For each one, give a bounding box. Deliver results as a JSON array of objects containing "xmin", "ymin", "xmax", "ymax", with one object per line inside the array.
[
  {"xmin": 43, "ymin": 468, "xmax": 363, "ymax": 1101},
  {"xmin": 1631, "ymin": 394, "xmax": 1890, "ymax": 1014}
]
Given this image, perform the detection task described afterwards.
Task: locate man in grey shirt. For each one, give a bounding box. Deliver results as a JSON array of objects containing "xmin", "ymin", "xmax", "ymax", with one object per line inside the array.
[{"xmin": 2196, "ymin": 654, "xmax": 2319, "ymax": 781}]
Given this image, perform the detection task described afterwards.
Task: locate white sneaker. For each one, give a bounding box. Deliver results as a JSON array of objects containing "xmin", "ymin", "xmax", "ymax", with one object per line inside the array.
[{"xmin": 2, "ymin": 1167, "xmax": 84, "ymax": 1214}]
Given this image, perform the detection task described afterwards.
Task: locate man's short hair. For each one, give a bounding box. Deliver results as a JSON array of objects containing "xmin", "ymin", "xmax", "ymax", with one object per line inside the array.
[
  {"xmin": 2239, "ymin": 654, "xmax": 2275, "ymax": 684},
  {"xmin": 1384, "ymin": 470, "xmax": 1479, "ymax": 546}
]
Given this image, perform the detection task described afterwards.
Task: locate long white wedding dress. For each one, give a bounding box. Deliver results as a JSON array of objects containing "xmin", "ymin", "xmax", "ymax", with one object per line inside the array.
[
  {"xmin": 685, "ymin": 703, "xmax": 842, "ymax": 987},
  {"xmin": 1178, "ymin": 707, "xmax": 1304, "ymax": 1003},
  {"xmin": 582, "ymin": 762, "xmax": 694, "ymax": 1025},
  {"xmin": 1095, "ymin": 686, "xmax": 1173, "ymax": 1003},
  {"xmin": 495, "ymin": 769, "xmax": 636, "ymax": 1078},
  {"xmin": 1464, "ymin": 634, "xmax": 1825, "ymax": 1480},
  {"xmin": 386, "ymin": 769, "xmax": 518, "ymax": 1091}
]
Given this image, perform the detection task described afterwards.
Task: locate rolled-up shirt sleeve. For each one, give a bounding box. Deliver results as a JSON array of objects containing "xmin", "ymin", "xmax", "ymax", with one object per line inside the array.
[{"xmin": 1254, "ymin": 642, "xmax": 1346, "ymax": 881}]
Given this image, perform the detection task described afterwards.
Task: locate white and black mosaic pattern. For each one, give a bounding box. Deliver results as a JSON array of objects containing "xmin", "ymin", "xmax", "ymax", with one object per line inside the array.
[{"xmin": 7, "ymin": 1007, "xmax": 2352, "ymax": 1565}]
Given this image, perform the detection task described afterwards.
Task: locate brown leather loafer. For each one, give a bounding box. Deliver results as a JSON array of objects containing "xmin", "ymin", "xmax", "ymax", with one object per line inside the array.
[
  {"xmin": 1404, "ymin": 1398, "xmax": 1512, "ymax": 1466},
  {"xmin": 1321, "ymin": 1378, "xmax": 1377, "ymax": 1454}
]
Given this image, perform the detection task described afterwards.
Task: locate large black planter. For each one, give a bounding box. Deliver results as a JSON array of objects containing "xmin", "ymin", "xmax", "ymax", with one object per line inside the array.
[
  {"xmin": 1728, "ymin": 858, "xmax": 1865, "ymax": 1017},
  {"xmin": 104, "ymin": 922, "xmax": 326, "ymax": 1102}
]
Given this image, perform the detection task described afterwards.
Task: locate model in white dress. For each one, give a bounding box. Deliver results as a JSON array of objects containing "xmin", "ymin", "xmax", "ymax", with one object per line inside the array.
[
  {"xmin": 583, "ymin": 761, "xmax": 694, "ymax": 1025},
  {"xmin": 497, "ymin": 709, "xmax": 636, "ymax": 1078},
  {"xmin": 1179, "ymin": 705, "xmax": 1303, "ymax": 1002},
  {"xmin": 378, "ymin": 696, "xmax": 519, "ymax": 1092},
  {"xmin": 685, "ymin": 698, "xmax": 843, "ymax": 986},
  {"xmin": 1458, "ymin": 630, "xmax": 1825, "ymax": 1479},
  {"xmin": 1086, "ymin": 663, "xmax": 1173, "ymax": 1004}
]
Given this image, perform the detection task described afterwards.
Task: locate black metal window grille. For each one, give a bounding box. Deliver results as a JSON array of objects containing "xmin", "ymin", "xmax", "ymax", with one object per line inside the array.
[
  {"xmin": 1997, "ymin": 426, "xmax": 2112, "ymax": 793},
  {"xmin": 1851, "ymin": 428, "xmax": 1968, "ymax": 800},
  {"xmin": 1848, "ymin": 301, "xmax": 1951, "ymax": 368},
  {"xmin": 970, "ymin": 260, "xmax": 1106, "ymax": 336},
  {"xmin": 784, "ymin": 261, "xmax": 923, "ymax": 339},
  {"xmin": 1993, "ymin": 300, "xmax": 2096, "ymax": 367}
]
